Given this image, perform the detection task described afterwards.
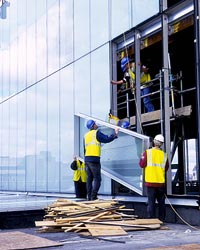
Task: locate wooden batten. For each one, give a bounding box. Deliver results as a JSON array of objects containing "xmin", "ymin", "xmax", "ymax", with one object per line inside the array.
[{"xmin": 129, "ymin": 105, "xmax": 192, "ymax": 125}]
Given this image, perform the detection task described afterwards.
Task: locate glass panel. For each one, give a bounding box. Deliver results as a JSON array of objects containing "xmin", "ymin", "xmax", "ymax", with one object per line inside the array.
[
  {"xmin": 74, "ymin": 57, "xmax": 90, "ymax": 114},
  {"xmin": 74, "ymin": 0, "xmax": 90, "ymax": 59},
  {"xmin": 1, "ymin": 102, "xmax": 9, "ymax": 190},
  {"xmin": 9, "ymin": 97, "xmax": 18, "ymax": 190},
  {"xmin": 47, "ymin": 1, "xmax": 59, "ymax": 74},
  {"xmin": 27, "ymin": 2, "xmax": 36, "ymax": 87},
  {"xmin": 60, "ymin": 65, "xmax": 74, "ymax": 193},
  {"xmin": 90, "ymin": 0, "xmax": 109, "ymax": 50},
  {"xmin": 131, "ymin": 0, "xmax": 159, "ymax": 27},
  {"xmin": 111, "ymin": 0, "xmax": 131, "ymax": 39},
  {"xmin": 59, "ymin": 0, "xmax": 73, "ymax": 67},
  {"xmin": 36, "ymin": 0, "xmax": 47, "ymax": 81},
  {"xmin": 91, "ymin": 45, "xmax": 110, "ymax": 120},
  {"xmin": 36, "ymin": 80, "xmax": 47, "ymax": 192},
  {"xmin": 26, "ymin": 86, "xmax": 36, "ymax": 191},
  {"xmin": 47, "ymin": 73, "xmax": 60, "ymax": 192},
  {"xmin": 16, "ymin": 92, "xmax": 26, "ymax": 191},
  {"xmin": 17, "ymin": 0, "xmax": 27, "ymax": 90},
  {"xmin": 76, "ymin": 114, "xmax": 150, "ymax": 195}
]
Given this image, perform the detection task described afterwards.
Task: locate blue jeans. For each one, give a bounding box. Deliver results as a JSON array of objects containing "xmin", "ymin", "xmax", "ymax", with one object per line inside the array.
[
  {"xmin": 85, "ymin": 161, "xmax": 101, "ymax": 200},
  {"xmin": 141, "ymin": 87, "xmax": 154, "ymax": 112}
]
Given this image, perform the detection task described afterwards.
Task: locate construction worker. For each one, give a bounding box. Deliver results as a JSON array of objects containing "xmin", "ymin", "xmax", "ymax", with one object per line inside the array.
[
  {"xmin": 70, "ymin": 156, "xmax": 87, "ymax": 198},
  {"xmin": 111, "ymin": 57, "xmax": 154, "ymax": 113},
  {"xmin": 108, "ymin": 113, "xmax": 121, "ymax": 126},
  {"xmin": 139, "ymin": 134, "xmax": 169, "ymax": 221},
  {"xmin": 84, "ymin": 119, "xmax": 119, "ymax": 200}
]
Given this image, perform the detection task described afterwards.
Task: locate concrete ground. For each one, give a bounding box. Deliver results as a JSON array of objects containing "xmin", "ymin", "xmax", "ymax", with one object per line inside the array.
[
  {"xmin": 2, "ymin": 223, "xmax": 200, "ymax": 250},
  {"xmin": 0, "ymin": 192, "xmax": 200, "ymax": 249}
]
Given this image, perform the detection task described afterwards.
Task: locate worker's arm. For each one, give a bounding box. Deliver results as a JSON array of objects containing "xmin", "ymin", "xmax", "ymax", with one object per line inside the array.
[
  {"xmin": 111, "ymin": 79, "xmax": 123, "ymax": 85},
  {"xmin": 139, "ymin": 151, "xmax": 147, "ymax": 168},
  {"xmin": 165, "ymin": 158, "xmax": 169, "ymax": 172},
  {"xmin": 96, "ymin": 128, "xmax": 119, "ymax": 143}
]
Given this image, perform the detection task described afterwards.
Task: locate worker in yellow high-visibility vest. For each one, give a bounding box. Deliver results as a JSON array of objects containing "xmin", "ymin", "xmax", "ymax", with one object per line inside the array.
[
  {"xmin": 84, "ymin": 119, "xmax": 119, "ymax": 201},
  {"xmin": 111, "ymin": 57, "xmax": 154, "ymax": 113},
  {"xmin": 70, "ymin": 156, "xmax": 87, "ymax": 198},
  {"xmin": 139, "ymin": 134, "xmax": 169, "ymax": 221}
]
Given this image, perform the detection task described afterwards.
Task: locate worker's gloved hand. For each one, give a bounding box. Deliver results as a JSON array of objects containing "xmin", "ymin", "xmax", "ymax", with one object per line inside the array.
[{"xmin": 115, "ymin": 128, "xmax": 119, "ymax": 136}]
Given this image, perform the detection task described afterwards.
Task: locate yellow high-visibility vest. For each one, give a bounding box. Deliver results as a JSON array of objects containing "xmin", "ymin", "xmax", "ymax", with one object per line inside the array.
[
  {"xmin": 145, "ymin": 148, "xmax": 167, "ymax": 184},
  {"xmin": 84, "ymin": 130, "xmax": 101, "ymax": 157},
  {"xmin": 73, "ymin": 160, "xmax": 87, "ymax": 182},
  {"xmin": 140, "ymin": 72, "xmax": 151, "ymax": 86}
]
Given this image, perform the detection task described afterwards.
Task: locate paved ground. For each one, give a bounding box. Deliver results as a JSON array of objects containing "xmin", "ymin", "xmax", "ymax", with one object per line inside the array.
[{"xmin": 2, "ymin": 223, "xmax": 200, "ymax": 250}]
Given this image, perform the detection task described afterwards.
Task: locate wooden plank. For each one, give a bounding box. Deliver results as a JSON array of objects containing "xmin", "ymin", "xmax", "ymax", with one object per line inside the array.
[
  {"xmin": 57, "ymin": 214, "xmax": 121, "ymax": 224},
  {"xmin": 64, "ymin": 211, "xmax": 111, "ymax": 233},
  {"xmin": 129, "ymin": 105, "xmax": 192, "ymax": 125},
  {"xmin": 84, "ymin": 221, "xmax": 161, "ymax": 230},
  {"xmin": 35, "ymin": 220, "xmax": 71, "ymax": 227},
  {"xmin": 85, "ymin": 224, "xmax": 127, "ymax": 236}
]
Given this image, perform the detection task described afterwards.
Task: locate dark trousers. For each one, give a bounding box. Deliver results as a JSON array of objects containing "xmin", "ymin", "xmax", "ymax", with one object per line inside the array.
[
  {"xmin": 85, "ymin": 161, "xmax": 101, "ymax": 200},
  {"xmin": 74, "ymin": 180, "xmax": 87, "ymax": 198},
  {"xmin": 141, "ymin": 87, "xmax": 154, "ymax": 112},
  {"xmin": 146, "ymin": 186, "xmax": 166, "ymax": 221}
]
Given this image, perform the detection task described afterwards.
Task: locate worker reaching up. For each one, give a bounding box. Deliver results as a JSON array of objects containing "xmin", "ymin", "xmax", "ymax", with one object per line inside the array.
[
  {"xmin": 111, "ymin": 57, "xmax": 154, "ymax": 113},
  {"xmin": 84, "ymin": 119, "xmax": 119, "ymax": 200}
]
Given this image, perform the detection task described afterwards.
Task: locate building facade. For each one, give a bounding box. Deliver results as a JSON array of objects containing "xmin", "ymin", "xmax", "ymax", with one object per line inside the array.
[
  {"xmin": 0, "ymin": 0, "xmax": 199, "ymax": 198},
  {"xmin": 0, "ymin": 0, "xmax": 159, "ymax": 194}
]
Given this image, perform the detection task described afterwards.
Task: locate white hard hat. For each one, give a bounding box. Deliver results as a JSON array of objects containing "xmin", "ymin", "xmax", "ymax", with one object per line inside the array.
[{"xmin": 154, "ymin": 134, "xmax": 164, "ymax": 143}]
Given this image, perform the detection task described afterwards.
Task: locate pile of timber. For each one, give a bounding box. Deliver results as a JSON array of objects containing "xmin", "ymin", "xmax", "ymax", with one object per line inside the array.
[{"xmin": 35, "ymin": 199, "xmax": 163, "ymax": 236}]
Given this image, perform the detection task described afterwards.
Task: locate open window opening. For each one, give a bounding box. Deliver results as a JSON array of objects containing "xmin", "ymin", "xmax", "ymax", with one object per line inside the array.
[{"xmin": 111, "ymin": 11, "xmax": 199, "ymax": 196}]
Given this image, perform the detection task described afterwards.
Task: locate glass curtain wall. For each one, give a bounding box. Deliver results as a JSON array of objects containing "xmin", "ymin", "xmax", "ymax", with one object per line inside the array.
[{"xmin": 0, "ymin": 0, "xmax": 159, "ymax": 193}]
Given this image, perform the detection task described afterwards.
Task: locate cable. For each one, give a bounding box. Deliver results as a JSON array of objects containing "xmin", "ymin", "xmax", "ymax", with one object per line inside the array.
[{"xmin": 165, "ymin": 194, "xmax": 200, "ymax": 231}]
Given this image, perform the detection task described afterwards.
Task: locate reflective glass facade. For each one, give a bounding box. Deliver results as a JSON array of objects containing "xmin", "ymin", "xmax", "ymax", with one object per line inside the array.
[{"xmin": 0, "ymin": 0, "xmax": 159, "ymax": 193}]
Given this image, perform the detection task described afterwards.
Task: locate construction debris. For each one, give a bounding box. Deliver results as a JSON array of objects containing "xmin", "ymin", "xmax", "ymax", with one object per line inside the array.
[{"xmin": 35, "ymin": 199, "xmax": 163, "ymax": 236}]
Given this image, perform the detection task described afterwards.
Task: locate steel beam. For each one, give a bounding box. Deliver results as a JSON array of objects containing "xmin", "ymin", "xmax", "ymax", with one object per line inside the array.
[
  {"xmin": 194, "ymin": 0, "xmax": 200, "ymax": 203},
  {"xmin": 161, "ymin": 0, "xmax": 172, "ymax": 194}
]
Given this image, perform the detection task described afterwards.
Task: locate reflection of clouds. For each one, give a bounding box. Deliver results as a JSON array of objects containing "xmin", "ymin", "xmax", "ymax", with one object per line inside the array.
[{"xmin": 1, "ymin": 1, "xmax": 74, "ymax": 97}]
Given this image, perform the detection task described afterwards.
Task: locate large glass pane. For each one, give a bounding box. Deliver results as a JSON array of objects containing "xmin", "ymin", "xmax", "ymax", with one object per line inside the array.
[
  {"xmin": 26, "ymin": 86, "xmax": 36, "ymax": 191},
  {"xmin": 91, "ymin": 45, "xmax": 110, "ymax": 120},
  {"xmin": 36, "ymin": 0, "xmax": 47, "ymax": 81},
  {"xmin": 16, "ymin": 92, "xmax": 26, "ymax": 191},
  {"xmin": 132, "ymin": 0, "xmax": 159, "ymax": 27},
  {"xmin": 76, "ymin": 114, "xmax": 150, "ymax": 195},
  {"xmin": 2, "ymin": 49, "xmax": 9, "ymax": 99},
  {"xmin": 17, "ymin": 0, "xmax": 27, "ymax": 90},
  {"xmin": 36, "ymin": 80, "xmax": 47, "ymax": 192},
  {"xmin": 9, "ymin": 97, "xmax": 18, "ymax": 190},
  {"xmin": 74, "ymin": 0, "xmax": 90, "ymax": 59},
  {"xmin": 60, "ymin": 66, "xmax": 74, "ymax": 193},
  {"xmin": 47, "ymin": 73, "xmax": 59, "ymax": 192},
  {"xmin": 47, "ymin": 1, "xmax": 59, "ymax": 74},
  {"xmin": 111, "ymin": 0, "xmax": 131, "ymax": 39},
  {"xmin": 27, "ymin": 2, "xmax": 36, "ymax": 87},
  {"xmin": 74, "ymin": 57, "xmax": 90, "ymax": 114},
  {"xmin": 1, "ymin": 102, "xmax": 9, "ymax": 190},
  {"xmin": 9, "ymin": 1, "xmax": 18, "ymax": 95},
  {"xmin": 59, "ymin": 0, "xmax": 73, "ymax": 67},
  {"xmin": 90, "ymin": 0, "xmax": 109, "ymax": 50}
]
